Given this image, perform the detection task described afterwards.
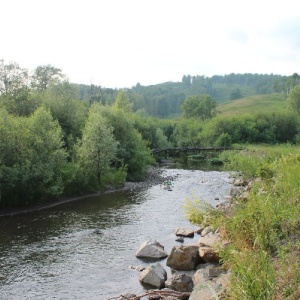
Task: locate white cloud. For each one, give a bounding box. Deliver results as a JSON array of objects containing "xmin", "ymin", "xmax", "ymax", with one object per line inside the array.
[{"xmin": 1, "ymin": 0, "xmax": 300, "ymax": 88}]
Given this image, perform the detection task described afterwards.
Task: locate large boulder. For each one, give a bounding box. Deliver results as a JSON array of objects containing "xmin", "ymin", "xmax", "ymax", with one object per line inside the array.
[
  {"xmin": 135, "ymin": 240, "xmax": 168, "ymax": 259},
  {"xmin": 175, "ymin": 228, "xmax": 194, "ymax": 238},
  {"xmin": 193, "ymin": 268, "xmax": 209, "ymax": 285},
  {"xmin": 199, "ymin": 232, "xmax": 221, "ymax": 247},
  {"xmin": 165, "ymin": 274, "xmax": 194, "ymax": 292},
  {"xmin": 166, "ymin": 244, "xmax": 203, "ymax": 271},
  {"xmin": 199, "ymin": 246, "xmax": 220, "ymax": 263},
  {"xmin": 139, "ymin": 262, "xmax": 167, "ymax": 288},
  {"xmin": 189, "ymin": 282, "xmax": 218, "ymax": 300}
]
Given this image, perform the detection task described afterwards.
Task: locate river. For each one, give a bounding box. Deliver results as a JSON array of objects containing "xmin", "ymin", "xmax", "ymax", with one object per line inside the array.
[{"xmin": 0, "ymin": 168, "xmax": 232, "ymax": 299}]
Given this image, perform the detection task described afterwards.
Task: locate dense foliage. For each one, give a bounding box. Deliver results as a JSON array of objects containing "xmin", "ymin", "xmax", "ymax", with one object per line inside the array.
[
  {"xmin": 1, "ymin": 58, "xmax": 300, "ymax": 209},
  {"xmin": 76, "ymin": 73, "xmax": 292, "ymax": 118}
]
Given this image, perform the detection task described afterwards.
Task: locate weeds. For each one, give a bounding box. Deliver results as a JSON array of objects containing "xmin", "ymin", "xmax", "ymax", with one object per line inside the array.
[{"xmin": 185, "ymin": 144, "xmax": 300, "ymax": 299}]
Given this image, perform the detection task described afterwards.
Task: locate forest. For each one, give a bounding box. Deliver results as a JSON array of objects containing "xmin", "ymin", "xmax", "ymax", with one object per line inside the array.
[{"xmin": 1, "ymin": 59, "xmax": 300, "ymax": 209}]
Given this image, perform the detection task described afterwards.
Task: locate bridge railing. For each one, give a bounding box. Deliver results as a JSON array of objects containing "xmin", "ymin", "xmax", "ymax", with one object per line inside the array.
[{"xmin": 151, "ymin": 147, "xmax": 237, "ymax": 154}]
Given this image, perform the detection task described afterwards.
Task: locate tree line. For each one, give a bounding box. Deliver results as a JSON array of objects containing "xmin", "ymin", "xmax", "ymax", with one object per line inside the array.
[
  {"xmin": 76, "ymin": 73, "xmax": 298, "ymax": 118},
  {"xmin": 1, "ymin": 59, "xmax": 300, "ymax": 209}
]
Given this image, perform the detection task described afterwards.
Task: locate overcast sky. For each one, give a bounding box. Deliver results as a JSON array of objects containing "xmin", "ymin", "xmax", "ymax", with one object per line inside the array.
[{"xmin": 2, "ymin": 0, "xmax": 300, "ymax": 88}]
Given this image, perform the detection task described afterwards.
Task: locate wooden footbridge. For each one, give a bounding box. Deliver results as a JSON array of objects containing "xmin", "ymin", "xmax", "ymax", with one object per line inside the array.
[{"xmin": 151, "ymin": 147, "xmax": 236, "ymax": 155}]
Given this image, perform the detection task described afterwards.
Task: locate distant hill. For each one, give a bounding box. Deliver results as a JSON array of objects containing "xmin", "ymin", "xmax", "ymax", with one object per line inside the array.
[
  {"xmin": 218, "ymin": 94, "xmax": 288, "ymax": 116},
  {"xmin": 76, "ymin": 73, "xmax": 293, "ymax": 118}
]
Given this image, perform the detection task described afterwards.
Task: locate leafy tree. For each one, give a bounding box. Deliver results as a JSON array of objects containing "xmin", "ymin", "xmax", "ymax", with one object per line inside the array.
[
  {"xmin": 43, "ymin": 81, "xmax": 88, "ymax": 154},
  {"xmin": 230, "ymin": 88, "xmax": 243, "ymax": 100},
  {"xmin": 99, "ymin": 106, "xmax": 154, "ymax": 180},
  {"xmin": 0, "ymin": 107, "xmax": 68, "ymax": 208},
  {"xmin": 0, "ymin": 86, "xmax": 40, "ymax": 116},
  {"xmin": 182, "ymin": 74, "xmax": 191, "ymax": 86},
  {"xmin": 113, "ymin": 91, "xmax": 133, "ymax": 112},
  {"xmin": 288, "ymin": 84, "xmax": 300, "ymax": 115},
  {"xmin": 31, "ymin": 65, "xmax": 63, "ymax": 90},
  {"xmin": 25, "ymin": 107, "xmax": 68, "ymax": 200},
  {"xmin": 181, "ymin": 94, "xmax": 217, "ymax": 120},
  {"xmin": 77, "ymin": 103, "xmax": 118, "ymax": 187},
  {"xmin": 0, "ymin": 60, "xmax": 43, "ymax": 116},
  {"xmin": 173, "ymin": 118, "xmax": 203, "ymax": 147},
  {"xmin": 0, "ymin": 60, "xmax": 29, "ymax": 97}
]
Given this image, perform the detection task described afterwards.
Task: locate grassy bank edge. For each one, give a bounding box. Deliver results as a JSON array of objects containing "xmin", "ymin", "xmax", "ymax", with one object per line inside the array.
[{"xmin": 184, "ymin": 144, "xmax": 300, "ymax": 299}]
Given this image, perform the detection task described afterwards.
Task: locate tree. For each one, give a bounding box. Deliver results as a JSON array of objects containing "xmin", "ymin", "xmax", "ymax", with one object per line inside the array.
[
  {"xmin": 31, "ymin": 65, "xmax": 63, "ymax": 90},
  {"xmin": 0, "ymin": 107, "xmax": 68, "ymax": 207},
  {"xmin": 43, "ymin": 81, "xmax": 88, "ymax": 154},
  {"xmin": 288, "ymin": 84, "xmax": 300, "ymax": 115},
  {"xmin": 113, "ymin": 91, "xmax": 133, "ymax": 112},
  {"xmin": 181, "ymin": 94, "xmax": 217, "ymax": 121},
  {"xmin": 77, "ymin": 103, "xmax": 118, "ymax": 186},
  {"xmin": 230, "ymin": 88, "xmax": 243, "ymax": 100},
  {"xmin": 99, "ymin": 106, "xmax": 154, "ymax": 180},
  {"xmin": 0, "ymin": 60, "xmax": 41, "ymax": 116},
  {"xmin": 0, "ymin": 60, "xmax": 29, "ymax": 97}
]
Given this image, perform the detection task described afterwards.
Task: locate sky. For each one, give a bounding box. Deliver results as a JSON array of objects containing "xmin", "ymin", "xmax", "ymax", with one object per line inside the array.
[{"xmin": 1, "ymin": 0, "xmax": 300, "ymax": 88}]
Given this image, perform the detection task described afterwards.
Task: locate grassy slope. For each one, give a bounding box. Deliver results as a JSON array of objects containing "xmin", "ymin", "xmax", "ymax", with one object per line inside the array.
[{"xmin": 217, "ymin": 93, "xmax": 287, "ymax": 116}]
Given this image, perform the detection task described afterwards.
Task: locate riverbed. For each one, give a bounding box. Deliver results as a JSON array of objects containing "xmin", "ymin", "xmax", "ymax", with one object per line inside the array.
[{"xmin": 0, "ymin": 168, "xmax": 232, "ymax": 299}]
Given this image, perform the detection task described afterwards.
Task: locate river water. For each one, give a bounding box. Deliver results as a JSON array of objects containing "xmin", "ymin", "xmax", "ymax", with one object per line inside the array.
[{"xmin": 0, "ymin": 168, "xmax": 232, "ymax": 299}]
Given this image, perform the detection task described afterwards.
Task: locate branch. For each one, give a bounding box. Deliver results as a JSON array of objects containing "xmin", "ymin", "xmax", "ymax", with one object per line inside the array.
[{"xmin": 108, "ymin": 289, "xmax": 190, "ymax": 300}]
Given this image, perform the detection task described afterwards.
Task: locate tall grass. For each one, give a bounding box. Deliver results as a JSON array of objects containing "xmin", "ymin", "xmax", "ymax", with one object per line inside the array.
[{"xmin": 185, "ymin": 144, "xmax": 300, "ymax": 299}]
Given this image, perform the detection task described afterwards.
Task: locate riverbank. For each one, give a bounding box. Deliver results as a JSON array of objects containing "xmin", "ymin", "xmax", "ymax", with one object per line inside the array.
[
  {"xmin": 110, "ymin": 176, "xmax": 239, "ymax": 300},
  {"xmin": 204, "ymin": 145, "xmax": 300, "ymax": 299},
  {"xmin": 0, "ymin": 167, "xmax": 173, "ymax": 218}
]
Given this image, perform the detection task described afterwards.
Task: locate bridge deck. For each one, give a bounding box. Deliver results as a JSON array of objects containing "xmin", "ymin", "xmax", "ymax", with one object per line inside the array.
[{"xmin": 151, "ymin": 147, "xmax": 235, "ymax": 154}]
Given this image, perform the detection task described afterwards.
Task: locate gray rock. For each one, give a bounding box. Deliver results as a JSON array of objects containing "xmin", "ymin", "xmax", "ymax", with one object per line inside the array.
[
  {"xmin": 232, "ymin": 178, "xmax": 246, "ymax": 186},
  {"xmin": 201, "ymin": 226, "xmax": 213, "ymax": 237},
  {"xmin": 208, "ymin": 267, "xmax": 225, "ymax": 278},
  {"xmin": 175, "ymin": 228, "xmax": 194, "ymax": 238},
  {"xmin": 165, "ymin": 274, "xmax": 194, "ymax": 292},
  {"xmin": 167, "ymin": 244, "xmax": 203, "ymax": 271},
  {"xmin": 139, "ymin": 262, "xmax": 167, "ymax": 288},
  {"xmin": 194, "ymin": 227, "xmax": 204, "ymax": 235},
  {"xmin": 189, "ymin": 282, "xmax": 219, "ymax": 300},
  {"xmin": 128, "ymin": 265, "xmax": 145, "ymax": 271},
  {"xmin": 175, "ymin": 237, "xmax": 184, "ymax": 243},
  {"xmin": 230, "ymin": 187, "xmax": 243, "ymax": 197},
  {"xmin": 135, "ymin": 240, "xmax": 168, "ymax": 259},
  {"xmin": 199, "ymin": 232, "xmax": 221, "ymax": 247},
  {"xmin": 199, "ymin": 246, "xmax": 220, "ymax": 263},
  {"xmin": 193, "ymin": 268, "xmax": 209, "ymax": 285}
]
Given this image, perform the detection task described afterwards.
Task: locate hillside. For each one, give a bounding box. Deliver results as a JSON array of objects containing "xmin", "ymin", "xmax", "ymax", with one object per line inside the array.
[
  {"xmin": 77, "ymin": 73, "xmax": 291, "ymax": 118},
  {"xmin": 218, "ymin": 93, "xmax": 288, "ymax": 116}
]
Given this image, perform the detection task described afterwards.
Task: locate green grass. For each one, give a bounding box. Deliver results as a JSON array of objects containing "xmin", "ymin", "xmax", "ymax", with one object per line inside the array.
[
  {"xmin": 218, "ymin": 94, "xmax": 287, "ymax": 116},
  {"xmin": 184, "ymin": 144, "xmax": 300, "ymax": 299}
]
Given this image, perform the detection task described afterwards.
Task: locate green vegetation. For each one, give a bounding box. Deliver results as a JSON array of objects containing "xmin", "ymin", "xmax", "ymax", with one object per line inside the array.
[
  {"xmin": 184, "ymin": 145, "xmax": 300, "ymax": 299},
  {"xmin": 181, "ymin": 94, "xmax": 217, "ymax": 120},
  {"xmin": 0, "ymin": 60, "xmax": 158, "ymax": 208},
  {"xmin": 218, "ymin": 93, "xmax": 287, "ymax": 116},
  {"xmin": 288, "ymin": 83, "xmax": 300, "ymax": 115},
  {"xmin": 75, "ymin": 73, "xmax": 293, "ymax": 118},
  {"xmin": 1, "ymin": 58, "xmax": 300, "ymax": 215},
  {"xmin": 1, "ymin": 58, "xmax": 300, "ymax": 297}
]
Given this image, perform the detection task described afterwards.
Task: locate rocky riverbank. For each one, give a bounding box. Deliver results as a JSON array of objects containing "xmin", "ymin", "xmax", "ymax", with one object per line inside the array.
[
  {"xmin": 110, "ymin": 227, "xmax": 231, "ymax": 300},
  {"xmin": 110, "ymin": 177, "xmax": 249, "ymax": 300}
]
